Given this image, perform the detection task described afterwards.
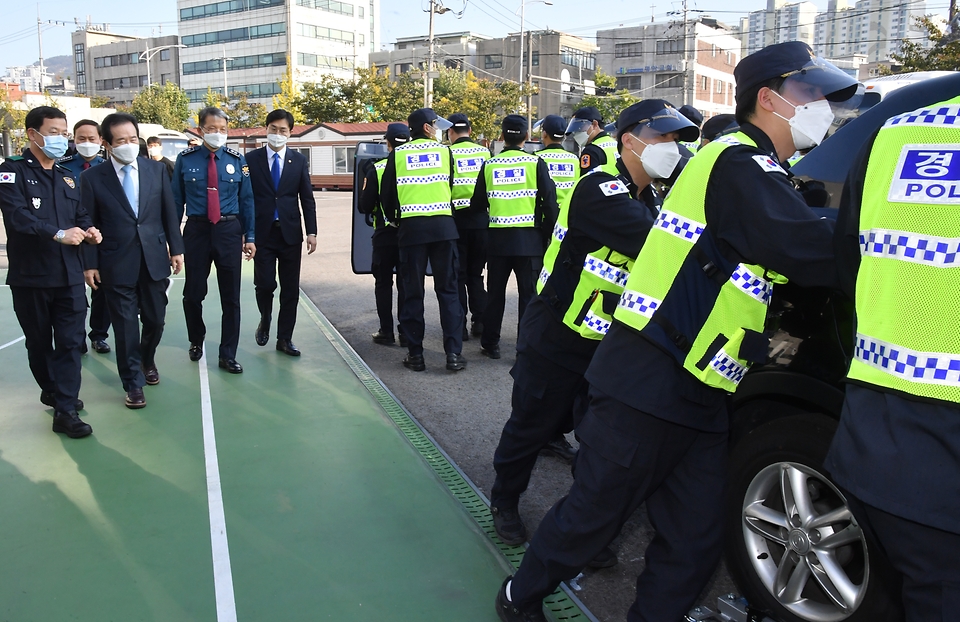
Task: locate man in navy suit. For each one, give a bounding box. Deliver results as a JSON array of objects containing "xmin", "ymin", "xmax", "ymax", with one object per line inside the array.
[
  {"xmin": 81, "ymin": 112, "xmax": 185, "ymax": 409},
  {"xmin": 246, "ymin": 109, "xmax": 317, "ymax": 356}
]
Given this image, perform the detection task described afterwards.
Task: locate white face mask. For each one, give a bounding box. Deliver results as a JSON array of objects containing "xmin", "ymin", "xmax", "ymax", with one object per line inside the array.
[
  {"xmin": 111, "ymin": 143, "xmax": 140, "ymax": 165},
  {"xmin": 267, "ymin": 133, "xmax": 288, "ymax": 150},
  {"xmin": 572, "ymin": 131, "xmax": 590, "ymax": 148},
  {"xmin": 147, "ymin": 146, "xmax": 163, "ymax": 158},
  {"xmin": 76, "ymin": 142, "xmax": 101, "ymax": 159},
  {"xmin": 771, "ymin": 91, "xmax": 835, "ymax": 151},
  {"xmin": 204, "ymin": 131, "xmax": 227, "ymax": 149},
  {"xmin": 630, "ymin": 139, "xmax": 681, "ymax": 180}
]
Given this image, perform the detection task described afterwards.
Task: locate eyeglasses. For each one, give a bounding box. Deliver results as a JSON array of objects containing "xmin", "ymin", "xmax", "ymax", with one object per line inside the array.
[{"xmin": 202, "ymin": 127, "xmax": 228, "ymax": 134}]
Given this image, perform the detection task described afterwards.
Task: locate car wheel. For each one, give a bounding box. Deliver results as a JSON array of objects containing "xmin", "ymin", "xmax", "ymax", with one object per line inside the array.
[{"xmin": 725, "ymin": 412, "xmax": 898, "ymax": 622}]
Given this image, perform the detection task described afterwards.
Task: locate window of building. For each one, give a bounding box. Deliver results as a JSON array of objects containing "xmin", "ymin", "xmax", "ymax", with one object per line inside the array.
[
  {"xmin": 358, "ymin": 5, "xmax": 364, "ymax": 17},
  {"xmin": 615, "ymin": 42, "xmax": 642, "ymax": 57},
  {"xmin": 74, "ymin": 43, "xmax": 86, "ymax": 94},
  {"xmin": 297, "ymin": 23, "xmax": 354, "ymax": 44},
  {"xmin": 334, "ymin": 146, "xmax": 355, "ymax": 174},
  {"xmin": 296, "ymin": 0, "xmax": 354, "ymax": 16},
  {"xmin": 656, "ymin": 39, "xmax": 682, "ymax": 55},
  {"xmin": 560, "ymin": 46, "xmax": 596, "ymax": 70},
  {"xmin": 485, "ymin": 54, "xmax": 503, "ymax": 69},
  {"xmin": 616, "ymin": 75, "xmax": 642, "ymax": 91},
  {"xmin": 185, "ymin": 53, "xmax": 287, "ymax": 75},
  {"xmin": 716, "ymin": 80, "xmax": 723, "ymax": 93},
  {"xmin": 185, "ymin": 82, "xmax": 282, "ymax": 102},
  {"xmin": 657, "ymin": 72, "xmax": 683, "ymax": 88},
  {"xmin": 395, "ymin": 63, "xmax": 412, "ymax": 74},
  {"xmin": 183, "ymin": 22, "xmax": 286, "ymax": 47},
  {"xmin": 359, "ymin": 34, "xmax": 365, "ymax": 46},
  {"xmin": 532, "ymin": 51, "xmax": 539, "ymax": 66},
  {"xmin": 701, "ymin": 75, "xmax": 708, "ymax": 90},
  {"xmin": 297, "ymin": 52, "xmax": 354, "ymax": 71},
  {"xmin": 161, "ymin": 73, "xmax": 172, "ymax": 85},
  {"xmin": 93, "ymin": 52, "xmax": 141, "ymax": 69},
  {"xmin": 712, "ymin": 44, "xmax": 717, "ymax": 56},
  {"xmin": 444, "ymin": 58, "xmax": 463, "ymax": 69},
  {"xmin": 290, "ymin": 147, "xmax": 311, "ymax": 169},
  {"xmin": 180, "ymin": 0, "xmax": 284, "ymax": 21},
  {"xmin": 160, "ymin": 49, "xmax": 171, "ymax": 61}
]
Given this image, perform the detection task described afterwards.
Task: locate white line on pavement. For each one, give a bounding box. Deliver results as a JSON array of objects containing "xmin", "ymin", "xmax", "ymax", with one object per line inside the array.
[
  {"xmin": 0, "ymin": 335, "xmax": 25, "ymax": 351},
  {"xmin": 198, "ymin": 342, "xmax": 238, "ymax": 622}
]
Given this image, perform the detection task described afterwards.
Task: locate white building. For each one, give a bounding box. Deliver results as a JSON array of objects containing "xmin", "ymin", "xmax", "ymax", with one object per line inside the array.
[
  {"xmin": 814, "ymin": 0, "xmax": 930, "ymax": 63},
  {"xmin": 3, "ymin": 66, "xmax": 48, "ymax": 93},
  {"xmin": 745, "ymin": 0, "xmax": 819, "ymax": 56},
  {"xmin": 177, "ymin": 0, "xmax": 380, "ymax": 106},
  {"xmin": 597, "ymin": 18, "xmax": 741, "ymax": 118}
]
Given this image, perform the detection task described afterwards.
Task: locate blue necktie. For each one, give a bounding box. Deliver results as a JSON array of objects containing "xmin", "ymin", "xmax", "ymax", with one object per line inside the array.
[
  {"xmin": 272, "ymin": 152, "xmax": 281, "ymax": 221},
  {"xmin": 122, "ymin": 164, "xmax": 138, "ymax": 217}
]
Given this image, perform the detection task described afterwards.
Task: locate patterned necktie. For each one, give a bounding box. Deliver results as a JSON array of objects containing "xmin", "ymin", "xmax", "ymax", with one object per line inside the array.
[
  {"xmin": 207, "ymin": 151, "xmax": 220, "ymax": 224},
  {"xmin": 121, "ymin": 164, "xmax": 138, "ymax": 217},
  {"xmin": 272, "ymin": 151, "xmax": 281, "ymax": 220}
]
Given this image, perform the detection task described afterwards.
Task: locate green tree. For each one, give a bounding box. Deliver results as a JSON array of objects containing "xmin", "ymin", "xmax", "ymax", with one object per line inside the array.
[
  {"xmin": 88, "ymin": 94, "xmax": 112, "ymax": 109},
  {"xmin": 1, "ymin": 90, "xmax": 27, "ymax": 150},
  {"xmin": 890, "ymin": 16, "xmax": 960, "ymax": 72},
  {"xmin": 299, "ymin": 74, "xmax": 371, "ymax": 123},
  {"xmin": 273, "ymin": 61, "xmax": 306, "ymax": 123},
  {"xmin": 221, "ymin": 92, "xmax": 268, "ymax": 128},
  {"xmin": 131, "ymin": 83, "xmax": 191, "ymax": 129},
  {"xmin": 575, "ymin": 68, "xmax": 641, "ymax": 123}
]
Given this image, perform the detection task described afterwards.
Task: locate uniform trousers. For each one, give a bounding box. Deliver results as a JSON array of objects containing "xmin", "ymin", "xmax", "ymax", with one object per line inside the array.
[
  {"xmin": 481, "ymin": 255, "xmax": 538, "ymax": 349},
  {"xmin": 11, "ymin": 284, "xmax": 86, "ymax": 413},
  {"xmin": 182, "ymin": 217, "xmax": 242, "ymax": 360},
  {"xmin": 253, "ymin": 223, "xmax": 302, "ymax": 342},
  {"xmin": 844, "ymin": 492, "xmax": 958, "ymax": 622},
  {"xmin": 491, "ymin": 347, "xmax": 588, "ymax": 510},
  {"xmin": 510, "ymin": 386, "xmax": 727, "ymax": 622},
  {"xmin": 103, "ymin": 261, "xmax": 169, "ymax": 391},
  {"xmin": 456, "ymin": 228, "xmax": 488, "ymax": 328},
  {"xmin": 398, "ymin": 239, "xmax": 462, "ymax": 356},
  {"xmin": 372, "ymin": 243, "xmax": 405, "ymax": 338},
  {"xmin": 88, "ymin": 285, "xmax": 111, "ymax": 342}
]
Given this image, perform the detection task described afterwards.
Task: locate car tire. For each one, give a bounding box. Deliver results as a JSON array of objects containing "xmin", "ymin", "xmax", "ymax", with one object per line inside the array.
[{"xmin": 724, "ymin": 412, "xmax": 899, "ymax": 622}]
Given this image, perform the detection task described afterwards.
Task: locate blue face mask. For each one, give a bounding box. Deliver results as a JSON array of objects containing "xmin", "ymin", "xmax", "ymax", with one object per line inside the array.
[{"xmin": 34, "ymin": 133, "xmax": 68, "ymax": 160}]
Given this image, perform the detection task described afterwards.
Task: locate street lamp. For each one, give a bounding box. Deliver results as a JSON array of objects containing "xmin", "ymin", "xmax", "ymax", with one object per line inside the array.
[
  {"xmin": 517, "ymin": 0, "xmax": 552, "ymax": 124},
  {"xmin": 139, "ymin": 44, "xmax": 186, "ymax": 87}
]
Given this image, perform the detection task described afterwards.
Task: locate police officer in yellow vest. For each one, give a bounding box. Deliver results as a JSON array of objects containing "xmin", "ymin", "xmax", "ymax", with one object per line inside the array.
[
  {"xmin": 567, "ymin": 106, "xmax": 619, "ymax": 176},
  {"xmin": 495, "ymin": 42, "xmax": 861, "ymax": 622},
  {"xmin": 448, "ymin": 113, "xmax": 491, "ymax": 342},
  {"xmin": 824, "ymin": 97, "xmax": 960, "ymax": 620},
  {"xmin": 489, "ymin": 100, "xmax": 698, "ymax": 555},
  {"xmin": 469, "ymin": 115, "xmax": 558, "ymax": 359},
  {"xmin": 380, "ymin": 108, "xmax": 466, "ymax": 372},
  {"xmin": 533, "ymin": 115, "xmax": 580, "ymax": 211},
  {"xmin": 358, "ymin": 123, "xmax": 410, "ymax": 347}
]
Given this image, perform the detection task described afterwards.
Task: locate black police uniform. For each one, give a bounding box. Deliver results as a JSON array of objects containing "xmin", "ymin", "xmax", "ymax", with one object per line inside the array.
[
  {"xmin": 469, "ymin": 147, "xmax": 558, "ymax": 352},
  {"xmin": 508, "ymin": 123, "xmax": 845, "ymax": 621},
  {"xmin": 0, "ymin": 150, "xmax": 91, "ymax": 415},
  {"xmin": 172, "ymin": 144, "xmax": 255, "ymax": 361},
  {"xmin": 59, "ymin": 152, "xmax": 111, "ymax": 346},
  {"xmin": 491, "ymin": 158, "xmax": 659, "ymax": 514},
  {"xmin": 825, "ymin": 129, "xmax": 960, "ymax": 619},
  {"xmin": 358, "ymin": 160, "xmax": 405, "ymax": 342},
  {"xmin": 578, "ymin": 131, "xmax": 614, "ymax": 176}
]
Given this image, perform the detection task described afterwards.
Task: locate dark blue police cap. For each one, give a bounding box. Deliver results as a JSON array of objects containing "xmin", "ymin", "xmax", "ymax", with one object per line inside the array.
[
  {"xmin": 502, "ymin": 114, "xmax": 528, "ymax": 138},
  {"xmin": 734, "ymin": 41, "xmax": 859, "ymax": 102},
  {"xmin": 448, "ymin": 113, "xmax": 471, "ymax": 130},
  {"xmin": 384, "ymin": 123, "xmax": 410, "ymax": 146},
  {"xmin": 572, "ymin": 106, "xmax": 603, "ymax": 122},
  {"xmin": 701, "ymin": 114, "xmax": 739, "ymax": 141},
  {"xmin": 678, "ymin": 105, "xmax": 704, "ymax": 127},
  {"xmin": 617, "ymin": 99, "xmax": 699, "ymax": 144},
  {"xmin": 538, "ymin": 115, "xmax": 566, "ymax": 139}
]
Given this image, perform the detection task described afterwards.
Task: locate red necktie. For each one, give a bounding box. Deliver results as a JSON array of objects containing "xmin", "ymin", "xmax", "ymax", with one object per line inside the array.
[
  {"xmin": 82, "ymin": 161, "xmax": 90, "ymax": 170},
  {"xmin": 207, "ymin": 151, "xmax": 221, "ymax": 224}
]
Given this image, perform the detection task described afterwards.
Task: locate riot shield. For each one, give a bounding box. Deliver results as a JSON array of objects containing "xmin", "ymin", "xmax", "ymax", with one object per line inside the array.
[{"xmin": 351, "ymin": 141, "xmax": 389, "ymax": 275}]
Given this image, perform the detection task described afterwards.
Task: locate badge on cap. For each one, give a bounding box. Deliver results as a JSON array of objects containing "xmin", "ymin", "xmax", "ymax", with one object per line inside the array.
[
  {"xmin": 226, "ymin": 164, "xmax": 235, "ymax": 174},
  {"xmin": 599, "ymin": 180, "xmax": 629, "ymax": 196},
  {"xmin": 32, "ymin": 197, "xmax": 41, "ymax": 209},
  {"xmin": 0, "ymin": 172, "xmax": 15, "ymax": 183},
  {"xmin": 580, "ymin": 154, "xmax": 591, "ymax": 169},
  {"xmin": 752, "ymin": 155, "xmax": 786, "ymax": 174},
  {"xmin": 63, "ymin": 176, "xmax": 75, "ymax": 189}
]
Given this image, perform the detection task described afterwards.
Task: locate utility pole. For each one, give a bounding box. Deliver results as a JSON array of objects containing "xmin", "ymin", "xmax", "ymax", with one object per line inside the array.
[
  {"xmin": 423, "ymin": 0, "xmax": 450, "ymax": 108},
  {"xmin": 526, "ymin": 31, "xmax": 534, "ymax": 128},
  {"xmin": 37, "ymin": 7, "xmax": 46, "ymax": 91},
  {"xmin": 681, "ymin": 0, "xmax": 690, "ymax": 107},
  {"xmin": 214, "ymin": 44, "xmax": 233, "ymax": 99}
]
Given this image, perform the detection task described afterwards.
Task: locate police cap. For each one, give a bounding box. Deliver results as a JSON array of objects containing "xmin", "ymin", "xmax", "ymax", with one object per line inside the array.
[
  {"xmin": 536, "ymin": 115, "xmax": 566, "ymax": 140},
  {"xmin": 501, "ymin": 114, "xmax": 528, "ymax": 139},
  {"xmin": 384, "ymin": 123, "xmax": 410, "ymax": 147},
  {"xmin": 448, "ymin": 113, "xmax": 471, "ymax": 131},
  {"xmin": 616, "ymin": 99, "xmax": 700, "ymax": 144},
  {"xmin": 407, "ymin": 108, "xmax": 453, "ymax": 131},
  {"xmin": 678, "ymin": 104, "xmax": 704, "ymax": 127},
  {"xmin": 701, "ymin": 114, "xmax": 739, "ymax": 141},
  {"xmin": 734, "ymin": 41, "xmax": 860, "ymax": 103},
  {"xmin": 572, "ymin": 106, "xmax": 603, "ymax": 123}
]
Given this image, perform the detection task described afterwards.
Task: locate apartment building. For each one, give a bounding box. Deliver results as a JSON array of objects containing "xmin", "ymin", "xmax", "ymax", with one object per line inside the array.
[
  {"xmin": 744, "ymin": 0, "xmax": 819, "ymax": 56},
  {"xmin": 814, "ymin": 0, "xmax": 930, "ymax": 63}
]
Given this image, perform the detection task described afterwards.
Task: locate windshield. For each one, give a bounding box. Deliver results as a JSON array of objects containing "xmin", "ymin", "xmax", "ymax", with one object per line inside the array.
[{"xmin": 161, "ymin": 139, "xmax": 188, "ymax": 160}]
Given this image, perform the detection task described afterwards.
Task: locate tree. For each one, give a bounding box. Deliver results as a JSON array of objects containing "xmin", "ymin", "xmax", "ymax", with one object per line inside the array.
[
  {"xmin": 131, "ymin": 83, "xmax": 191, "ymax": 129},
  {"xmin": 575, "ymin": 68, "xmax": 641, "ymax": 124},
  {"xmin": 890, "ymin": 16, "xmax": 960, "ymax": 72},
  {"xmin": 272, "ymin": 61, "xmax": 306, "ymax": 123},
  {"xmin": 221, "ymin": 92, "xmax": 268, "ymax": 128},
  {"xmin": 299, "ymin": 74, "xmax": 371, "ymax": 123},
  {"xmin": 1, "ymin": 90, "xmax": 27, "ymax": 150},
  {"xmin": 88, "ymin": 95, "xmax": 112, "ymax": 109}
]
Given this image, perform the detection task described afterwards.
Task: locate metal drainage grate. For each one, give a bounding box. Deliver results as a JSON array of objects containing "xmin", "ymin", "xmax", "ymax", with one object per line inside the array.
[{"xmin": 301, "ymin": 295, "xmax": 597, "ymax": 622}]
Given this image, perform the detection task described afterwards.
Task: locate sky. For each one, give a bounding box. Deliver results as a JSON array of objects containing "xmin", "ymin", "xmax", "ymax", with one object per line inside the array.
[{"xmin": 1, "ymin": 0, "xmax": 948, "ymax": 69}]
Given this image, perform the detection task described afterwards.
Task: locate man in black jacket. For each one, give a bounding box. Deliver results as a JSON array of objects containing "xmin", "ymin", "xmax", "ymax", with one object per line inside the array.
[
  {"xmin": 81, "ymin": 112, "xmax": 185, "ymax": 408},
  {"xmin": 247, "ymin": 109, "xmax": 318, "ymax": 356},
  {"xmin": 0, "ymin": 105, "xmax": 101, "ymax": 437}
]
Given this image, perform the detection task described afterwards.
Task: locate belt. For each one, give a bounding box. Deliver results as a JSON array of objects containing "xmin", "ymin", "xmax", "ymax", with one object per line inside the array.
[{"xmin": 188, "ymin": 214, "xmax": 238, "ymax": 222}]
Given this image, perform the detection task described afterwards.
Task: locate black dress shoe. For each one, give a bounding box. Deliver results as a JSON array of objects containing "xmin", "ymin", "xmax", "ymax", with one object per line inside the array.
[
  {"xmin": 480, "ymin": 344, "xmax": 501, "ymax": 359},
  {"xmin": 276, "ymin": 339, "xmax": 301, "ymax": 356},
  {"xmin": 495, "ymin": 576, "xmax": 546, "ymax": 622},
  {"xmin": 403, "ymin": 353, "xmax": 425, "ymax": 371},
  {"xmin": 91, "ymin": 339, "xmax": 111, "ymax": 354},
  {"xmin": 142, "ymin": 365, "xmax": 160, "ymax": 386},
  {"xmin": 125, "ymin": 387, "xmax": 146, "ymax": 409},
  {"xmin": 52, "ymin": 410, "xmax": 93, "ymax": 439},
  {"xmin": 40, "ymin": 391, "xmax": 83, "ymax": 411},
  {"xmin": 256, "ymin": 318, "xmax": 270, "ymax": 347},
  {"xmin": 491, "ymin": 505, "xmax": 526, "ymax": 546},
  {"xmin": 218, "ymin": 358, "xmax": 243, "ymax": 374},
  {"xmin": 540, "ymin": 435, "xmax": 577, "ymax": 465},
  {"xmin": 372, "ymin": 330, "xmax": 395, "ymax": 345},
  {"xmin": 189, "ymin": 344, "xmax": 203, "ymax": 361},
  {"xmin": 446, "ymin": 352, "xmax": 467, "ymax": 371}
]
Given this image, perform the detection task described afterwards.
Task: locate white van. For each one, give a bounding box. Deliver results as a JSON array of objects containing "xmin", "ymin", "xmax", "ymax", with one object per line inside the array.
[
  {"xmin": 859, "ymin": 71, "xmax": 957, "ymax": 112},
  {"xmin": 137, "ymin": 123, "xmax": 190, "ymax": 159}
]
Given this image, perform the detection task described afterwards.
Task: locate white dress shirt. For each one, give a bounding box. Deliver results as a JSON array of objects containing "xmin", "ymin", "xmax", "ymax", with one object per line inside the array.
[{"xmin": 111, "ymin": 155, "xmax": 139, "ymax": 213}]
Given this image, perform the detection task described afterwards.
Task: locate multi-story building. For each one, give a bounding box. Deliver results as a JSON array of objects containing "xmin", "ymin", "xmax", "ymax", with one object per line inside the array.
[
  {"xmin": 71, "ymin": 27, "xmax": 182, "ymax": 106},
  {"xmin": 3, "ymin": 65, "xmax": 48, "ymax": 93},
  {"xmin": 744, "ymin": 0, "xmax": 818, "ymax": 56},
  {"xmin": 177, "ymin": 0, "xmax": 380, "ymax": 106},
  {"xmin": 597, "ymin": 17, "xmax": 740, "ymax": 118},
  {"xmin": 813, "ymin": 0, "xmax": 930, "ymax": 63},
  {"xmin": 371, "ymin": 30, "xmax": 598, "ymax": 119}
]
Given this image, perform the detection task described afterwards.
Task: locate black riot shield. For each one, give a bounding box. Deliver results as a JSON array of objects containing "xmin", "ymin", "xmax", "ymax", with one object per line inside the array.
[{"xmin": 351, "ymin": 142, "xmax": 389, "ymax": 275}]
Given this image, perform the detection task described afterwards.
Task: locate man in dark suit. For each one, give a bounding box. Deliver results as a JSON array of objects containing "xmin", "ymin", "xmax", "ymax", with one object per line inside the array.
[
  {"xmin": 246, "ymin": 109, "xmax": 317, "ymax": 356},
  {"xmin": 81, "ymin": 113, "xmax": 185, "ymax": 409}
]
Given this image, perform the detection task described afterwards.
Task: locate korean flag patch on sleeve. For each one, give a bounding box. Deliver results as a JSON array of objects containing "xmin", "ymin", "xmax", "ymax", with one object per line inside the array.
[
  {"xmin": 0, "ymin": 172, "xmax": 15, "ymax": 183},
  {"xmin": 752, "ymin": 155, "xmax": 786, "ymax": 174},
  {"xmin": 599, "ymin": 180, "xmax": 629, "ymax": 196}
]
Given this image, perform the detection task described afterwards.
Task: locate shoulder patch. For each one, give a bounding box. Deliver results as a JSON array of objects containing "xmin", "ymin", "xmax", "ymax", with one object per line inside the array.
[
  {"xmin": 63, "ymin": 176, "xmax": 76, "ymax": 189},
  {"xmin": 0, "ymin": 172, "xmax": 15, "ymax": 183},
  {"xmin": 57, "ymin": 154, "xmax": 76, "ymax": 163},
  {"xmin": 598, "ymin": 180, "xmax": 629, "ymax": 196},
  {"xmin": 241, "ymin": 164, "xmax": 249, "ymax": 177},
  {"xmin": 752, "ymin": 154, "xmax": 786, "ymax": 174},
  {"xmin": 180, "ymin": 145, "xmax": 200, "ymax": 156},
  {"xmin": 580, "ymin": 154, "xmax": 592, "ymax": 169},
  {"xmin": 225, "ymin": 147, "xmax": 242, "ymax": 158}
]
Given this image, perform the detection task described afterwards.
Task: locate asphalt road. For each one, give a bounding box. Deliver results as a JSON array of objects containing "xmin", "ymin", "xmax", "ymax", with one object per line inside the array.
[{"xmin": 299, "ymin": 191, "xmax": 737, "ymax": 621}]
